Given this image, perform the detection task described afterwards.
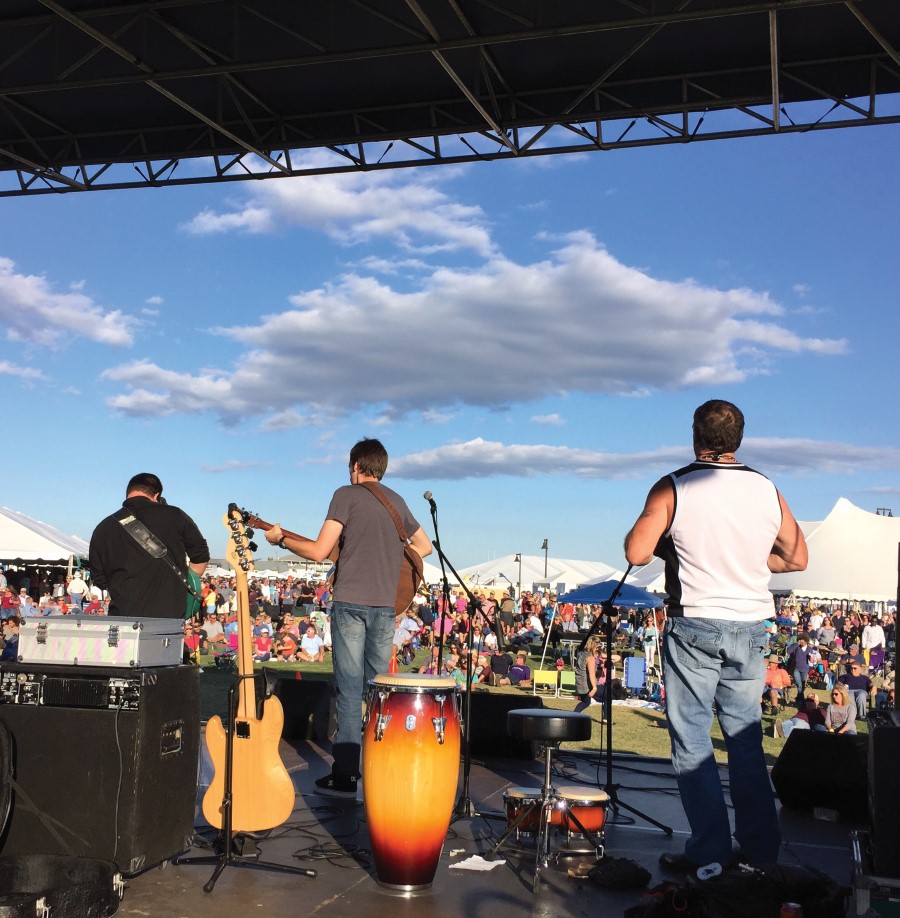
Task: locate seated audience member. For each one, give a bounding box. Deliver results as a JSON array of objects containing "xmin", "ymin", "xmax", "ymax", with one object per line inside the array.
[
  {"xmin": 418, "ymin": 645, "xmax": 442, "ymax": 675},
  {"xmin": 839, "ymin": 660, "xmax": 876, "ymax": 720},
  {"xmin": 1, "ymin": 616, "xmax": 20, "ymax": 662},
  {"xmin": 825, "ymin": 683, "xmax": 857, "ymax": 734},
  {"xmin": 763, "ymin": 653, "xmax": 792, "ymax": 713},
  {"xmin": 774, "ymin": 692, "xmax": 826, "ymax": 738},
  {"xmin": 274, "ymin": 624, "xmax": 299, "ymax": 662},
  {"xmin": 253, "ymin": 627, "xmax": 273, "ymax": 662},
  {"xmin": 183, "ymin": 619, "xmax": 207, "ymax": 663},
  {"xmin": 203, "ymin": 610, "xmax": 226, "ymax": 645},
  {"xmin": 507, "ymin": 650, "xmax": 532, "ymax": 686},
  {"xmin": 393, "ymin": 614, "xmax": 416, "ymax": 664},
  {"xmin": 298, "ymin": 624, "xmax": 325, "ymax": 663},
  {"xmin": 474, "ymin": 653, "xmax": 492, "ymax": 685},
  {"xmin": 876, "ymin": 669, "xmax": 895, "ymax": 710},
  {"xmin": 489, "ymin": 648, "xmax": 513, "ymax": 685}
]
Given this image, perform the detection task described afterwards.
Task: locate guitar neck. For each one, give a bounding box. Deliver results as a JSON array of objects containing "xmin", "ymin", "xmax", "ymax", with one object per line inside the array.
[{"xmin": 243, "ymin": 514, "xmax": 315, "ymax": 549}]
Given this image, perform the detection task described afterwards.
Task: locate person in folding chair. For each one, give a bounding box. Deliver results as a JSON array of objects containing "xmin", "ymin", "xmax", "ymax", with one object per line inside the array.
[{"xmin": 624, "ymin": 400, "xmax": 808, "ymax": 879}]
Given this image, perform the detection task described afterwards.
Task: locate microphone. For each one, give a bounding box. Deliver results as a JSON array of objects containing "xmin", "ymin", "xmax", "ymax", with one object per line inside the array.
[{"xmin": 423, "ymin": 491, "xmax": 437, "ymax": 512}]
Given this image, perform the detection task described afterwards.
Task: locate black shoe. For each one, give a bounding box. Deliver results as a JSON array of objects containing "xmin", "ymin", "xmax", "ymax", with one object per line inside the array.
[
  {"xmin": 314, "ymin": 772, "xmax": 359, "ymax": 798},
  {"xmin": 659, "ymin": 850, "xmax": 742, "ymax": 874},
  {"xmin": 659, "ymin": 851, "xmax": 703, "ymax": 873}
]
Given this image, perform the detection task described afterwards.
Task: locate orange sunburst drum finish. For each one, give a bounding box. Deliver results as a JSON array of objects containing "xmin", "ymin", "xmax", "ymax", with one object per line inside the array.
[{"xmin": 362, "ymin": 673, "xmax": 460, "ymax": 890}]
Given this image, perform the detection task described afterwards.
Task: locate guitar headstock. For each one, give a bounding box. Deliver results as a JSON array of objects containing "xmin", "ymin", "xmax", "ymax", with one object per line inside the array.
[{"xmin": 224, "ymin": 503, "xmax": 257, "ymax": 577}]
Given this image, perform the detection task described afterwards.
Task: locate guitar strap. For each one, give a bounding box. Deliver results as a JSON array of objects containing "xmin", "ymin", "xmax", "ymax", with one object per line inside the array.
[
  {"xmin": 114, "ymin": 507, "xmax": 203, "ymax": 603},
  {"xmin": 356, "ymin": 481, "xmax": 411, "ymax": 542}
]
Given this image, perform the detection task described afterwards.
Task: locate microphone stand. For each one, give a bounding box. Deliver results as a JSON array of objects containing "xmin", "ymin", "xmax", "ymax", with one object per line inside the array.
[
  {"xmin": 424, "ymin": 498, "xmax": 504, "ymax": 820},
  {"xmin": 425, "ymin": 496, "xmax": 449, "ymax": 678},
  {"xmin": 575, "ymin": 568, "xmax": 672, "ymax": 836}
]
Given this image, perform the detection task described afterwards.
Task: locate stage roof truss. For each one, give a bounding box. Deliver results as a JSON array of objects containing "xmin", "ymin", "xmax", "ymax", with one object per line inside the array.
[{"xmin": 0, "ymin": 0, "xmax": 898, "ymax": 196}]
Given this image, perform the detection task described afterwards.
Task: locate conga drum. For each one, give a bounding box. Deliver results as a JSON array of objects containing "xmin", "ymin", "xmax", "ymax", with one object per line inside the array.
[
  {"xmin": 362, "ymin": 673, "xmax": 460, "ymax": 889},
  {"xmin": 556, "ymin": 785, "xmax": 609, "ymax": 852},
  {"xmin": 502, "ymin": 786, "xmax": 543, "ymax": 841}
]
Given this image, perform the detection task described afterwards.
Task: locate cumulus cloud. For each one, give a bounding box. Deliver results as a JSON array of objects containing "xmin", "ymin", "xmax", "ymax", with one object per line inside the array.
[
  {"xmin": 181, "ymin": 165, "xmax": 493, "ymax": 256},
  {"xmin": 532, "ymin": 413, "xmax": 564, "ymax": 426},
  {"xmin": 390, "ymin": 437, "xmax": 900, "ymax": 481},
  {"xmin": 102, "ymin": 232, "xmax": 846, "ymax": 423},
  {"xmin": 0, "ymin": 257, "xmax": 134, "ymax": 348}
]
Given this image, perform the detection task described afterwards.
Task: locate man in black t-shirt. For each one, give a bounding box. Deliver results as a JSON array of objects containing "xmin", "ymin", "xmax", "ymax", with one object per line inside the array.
[{"xmin": 90, "ymin": 473, "xmax": 209, "ymax": 619}]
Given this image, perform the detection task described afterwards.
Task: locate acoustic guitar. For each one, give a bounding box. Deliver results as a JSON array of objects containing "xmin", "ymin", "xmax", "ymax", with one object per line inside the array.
[
  {"xmin": 201, "ymin": 505, "xmax": 296, "ymax": 832},
  {"xmin": 240, "ymin": 497, "xmax": 424, "ymax": 615}
]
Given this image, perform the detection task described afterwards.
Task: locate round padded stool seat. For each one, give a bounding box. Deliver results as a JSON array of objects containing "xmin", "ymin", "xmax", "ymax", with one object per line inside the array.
[{"xmin": 507, "ymin": 709, "xmax": 592, "ymax": 744}]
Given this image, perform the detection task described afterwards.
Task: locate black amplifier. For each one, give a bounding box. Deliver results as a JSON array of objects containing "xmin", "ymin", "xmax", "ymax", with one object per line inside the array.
[
  {"xmin": 0, "ymin": 663, "xmax": 145, "ymax": 709},
  {"xmin": 0, "ymin": 663, "xmax": 200, "ymax": 875}
]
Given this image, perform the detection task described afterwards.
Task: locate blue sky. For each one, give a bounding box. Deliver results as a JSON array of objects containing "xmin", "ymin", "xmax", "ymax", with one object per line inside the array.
[{"xmin": 2, "ymin": 122, "xmax": 899, "ymax": 570}]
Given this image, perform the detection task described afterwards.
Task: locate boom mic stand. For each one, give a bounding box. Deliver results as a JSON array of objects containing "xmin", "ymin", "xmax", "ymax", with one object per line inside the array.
[
  {"xmin": 576, "ymin": 569, "xmax": 672, "ymax": 836},
  {"xmin": 424, "ymin": 496, "xmax": 505, "ymax": 820}
]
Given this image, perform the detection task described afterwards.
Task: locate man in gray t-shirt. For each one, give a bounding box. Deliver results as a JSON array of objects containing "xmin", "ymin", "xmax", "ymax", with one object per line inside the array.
[{"xmin": 264, "ymin": 438, "xmax": 432, "ymax": 797}]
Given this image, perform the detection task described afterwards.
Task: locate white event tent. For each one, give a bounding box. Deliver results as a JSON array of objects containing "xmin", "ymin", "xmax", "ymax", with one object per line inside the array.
[
  {"xmin": 0, "ymin": 507, "xmax": 89, "ymax": 564},
  {"xmin": 451, "ymin": 554, "xmax": 624, "ymax": 595},
  {"xmin": 769, "ymin": 497, "xmax": 900, "ymax": 603}
]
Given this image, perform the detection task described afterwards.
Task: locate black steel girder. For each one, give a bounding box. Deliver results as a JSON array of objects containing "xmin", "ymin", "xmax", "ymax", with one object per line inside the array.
[{"xmin": 0, "ymin": 0, "xmax": 897, "ymax": 195}]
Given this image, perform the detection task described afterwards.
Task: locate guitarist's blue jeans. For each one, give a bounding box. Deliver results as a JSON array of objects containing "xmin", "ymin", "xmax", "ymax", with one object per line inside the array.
[{"xmin": 330, "ymin": 600, "xmax": 395, "ymax": 778}]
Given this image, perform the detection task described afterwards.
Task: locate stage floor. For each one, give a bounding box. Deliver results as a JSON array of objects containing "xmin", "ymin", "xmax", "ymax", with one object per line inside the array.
[{"xmin": 117, "ymin": 727, "xmax": 861, "ymax": 918}]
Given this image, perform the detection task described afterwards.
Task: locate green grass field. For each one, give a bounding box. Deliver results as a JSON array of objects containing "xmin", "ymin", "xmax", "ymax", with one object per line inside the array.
[{"xmin": 194, "ymin": 646, "xmax": 869, "ymax": 766}]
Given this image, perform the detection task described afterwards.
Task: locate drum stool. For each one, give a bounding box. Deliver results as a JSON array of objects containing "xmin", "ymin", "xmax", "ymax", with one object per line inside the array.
[{"xmin": 489, "ymin": 709, "xmax": 593, "ymax": 893}]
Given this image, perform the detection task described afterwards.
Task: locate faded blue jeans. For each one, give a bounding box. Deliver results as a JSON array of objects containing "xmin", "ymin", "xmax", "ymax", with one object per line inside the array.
[
  {"xmin": 663, "ymin": 616, "xmax": 779, "ymax": 867},
  {"xmin": 330, "ymin": 600, "xmax": 395, "ymax": 778}
]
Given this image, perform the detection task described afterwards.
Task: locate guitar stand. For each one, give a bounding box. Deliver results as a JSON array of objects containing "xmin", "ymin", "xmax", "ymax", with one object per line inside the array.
[{"xmin": 175, "ymin": 673, "xmax": 317, "ymax": 892}]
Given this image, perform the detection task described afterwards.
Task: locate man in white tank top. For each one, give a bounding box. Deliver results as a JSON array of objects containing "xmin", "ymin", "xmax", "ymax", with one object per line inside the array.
[{"xmin": 625, "ymin": 400, "xmax": 807, "ymax": 876}]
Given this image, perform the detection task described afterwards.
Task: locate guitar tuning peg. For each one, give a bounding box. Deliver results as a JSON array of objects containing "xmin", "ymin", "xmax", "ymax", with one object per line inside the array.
[
  {"xmin": 248, "ymin": 541, "xmax": 258, "ymax": 552},
  {"xmin": 245, "ymin": 527, "xmax": 255, "ymax": 539}
]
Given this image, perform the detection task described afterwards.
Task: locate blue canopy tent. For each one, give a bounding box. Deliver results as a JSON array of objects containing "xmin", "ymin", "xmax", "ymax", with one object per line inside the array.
[{"xmin": 558, "ymin": 580, "xmax": 664, "ymax": 609}]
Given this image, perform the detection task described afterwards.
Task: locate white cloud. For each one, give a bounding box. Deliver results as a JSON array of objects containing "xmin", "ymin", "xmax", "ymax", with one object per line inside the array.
[
  {"xmin": 0, "ymin": 257, "xmax": 134, "ymax": 348},
  {"xmin": 532, "ymin": 413, "xmax": 564, "ymax": 426},
  {"xmin": 145, "ymin": 295, "xmax": 164, "ymax": 305},
  {"xmin": 0, "ymin": 360, "xmax": 43, "ymax": 380},
  {"xmin": 390, "ymin": 437, "xmax": 900, "ymax": 481},
  {"xmin": 103, "ymin": 233, "xmax": 846, "ymax": 423},
  {"xmin": 181, "ymin": 165, "xmax": 493, "ymax": 256}
]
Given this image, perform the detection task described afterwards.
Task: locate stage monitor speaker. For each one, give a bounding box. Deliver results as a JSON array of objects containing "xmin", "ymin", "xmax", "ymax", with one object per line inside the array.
[
  {"xmin": 772, "ymin": 729, "xmax": 868, "ymax": 822},
  {"xmin": 274, "ymin": 677, "xmax": 336, "ymax": 742},
  {"xmin": 0, "ymin": 664, "xmax": 200, "ymax": 876},
  {"xmin": 869, "ymin": 720, "xmax": 900, "ymax": 877},
  {"xmin": 467, "ymin": 692, "xmax": 544, "ymax": 760}
]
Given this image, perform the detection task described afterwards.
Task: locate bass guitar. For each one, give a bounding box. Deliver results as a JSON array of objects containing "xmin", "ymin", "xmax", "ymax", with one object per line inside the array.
[{"xmin": 202, "ymin": 505, "xmax": 296, "ymax": 833}]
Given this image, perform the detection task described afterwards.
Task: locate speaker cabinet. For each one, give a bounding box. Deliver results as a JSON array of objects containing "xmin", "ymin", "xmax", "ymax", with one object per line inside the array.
[
  {"xmin": 869, "ymin": 721, "xmax": 900, "ymax": 877},
  {"xmin": 274, "ymin": 677, "xmax": 336, "ymax": 742},
  {"xmin": 772, "ymin": 729, "xmax": 868, "ymax": 822},
  {"xmin": 0, "ymin": 664, "xmax": 200, "ymax": 875},
  {"xmin": 466, "ymin": 692, "xmax": 544, "ymax": 760}
]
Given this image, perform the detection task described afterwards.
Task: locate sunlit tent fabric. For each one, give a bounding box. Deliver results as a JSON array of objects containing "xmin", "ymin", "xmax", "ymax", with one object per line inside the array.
[
  {"xmin": 0, "ymin": 507, "xmax": 89, "ymax": 563},
  {"xmin": 770, "ymin": 498, "xmax": 900, "ymax": 602},
  {"xmin": 454, "ymin": 554, "xmax": 623, "ymax": 592}
]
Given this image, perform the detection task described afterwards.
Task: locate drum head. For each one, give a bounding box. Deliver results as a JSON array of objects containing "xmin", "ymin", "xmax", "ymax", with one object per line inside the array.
[
  {"xmin": 504, "ymin": 786, "xmax": 541, "ymax": 802},
  {"xmin": 557, "ymin": 785, "xmax": 609, "ymax": 804},
  {"xmin": 370, "ymin": 673, "xmax": 457, "ymax": 691}
]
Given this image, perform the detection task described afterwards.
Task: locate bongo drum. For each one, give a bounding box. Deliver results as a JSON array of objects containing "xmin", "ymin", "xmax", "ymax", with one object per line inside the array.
[
  {"xmin": 556, "ymin": 785, "xmax": 609, "ymax": 852},
  {"xmin": 503, "ymin": 786, "xmax": 543, "ymax": 839},
  {"xmin": 362, "ymin": 673, "xmax": 460, "ymax": 889}
]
